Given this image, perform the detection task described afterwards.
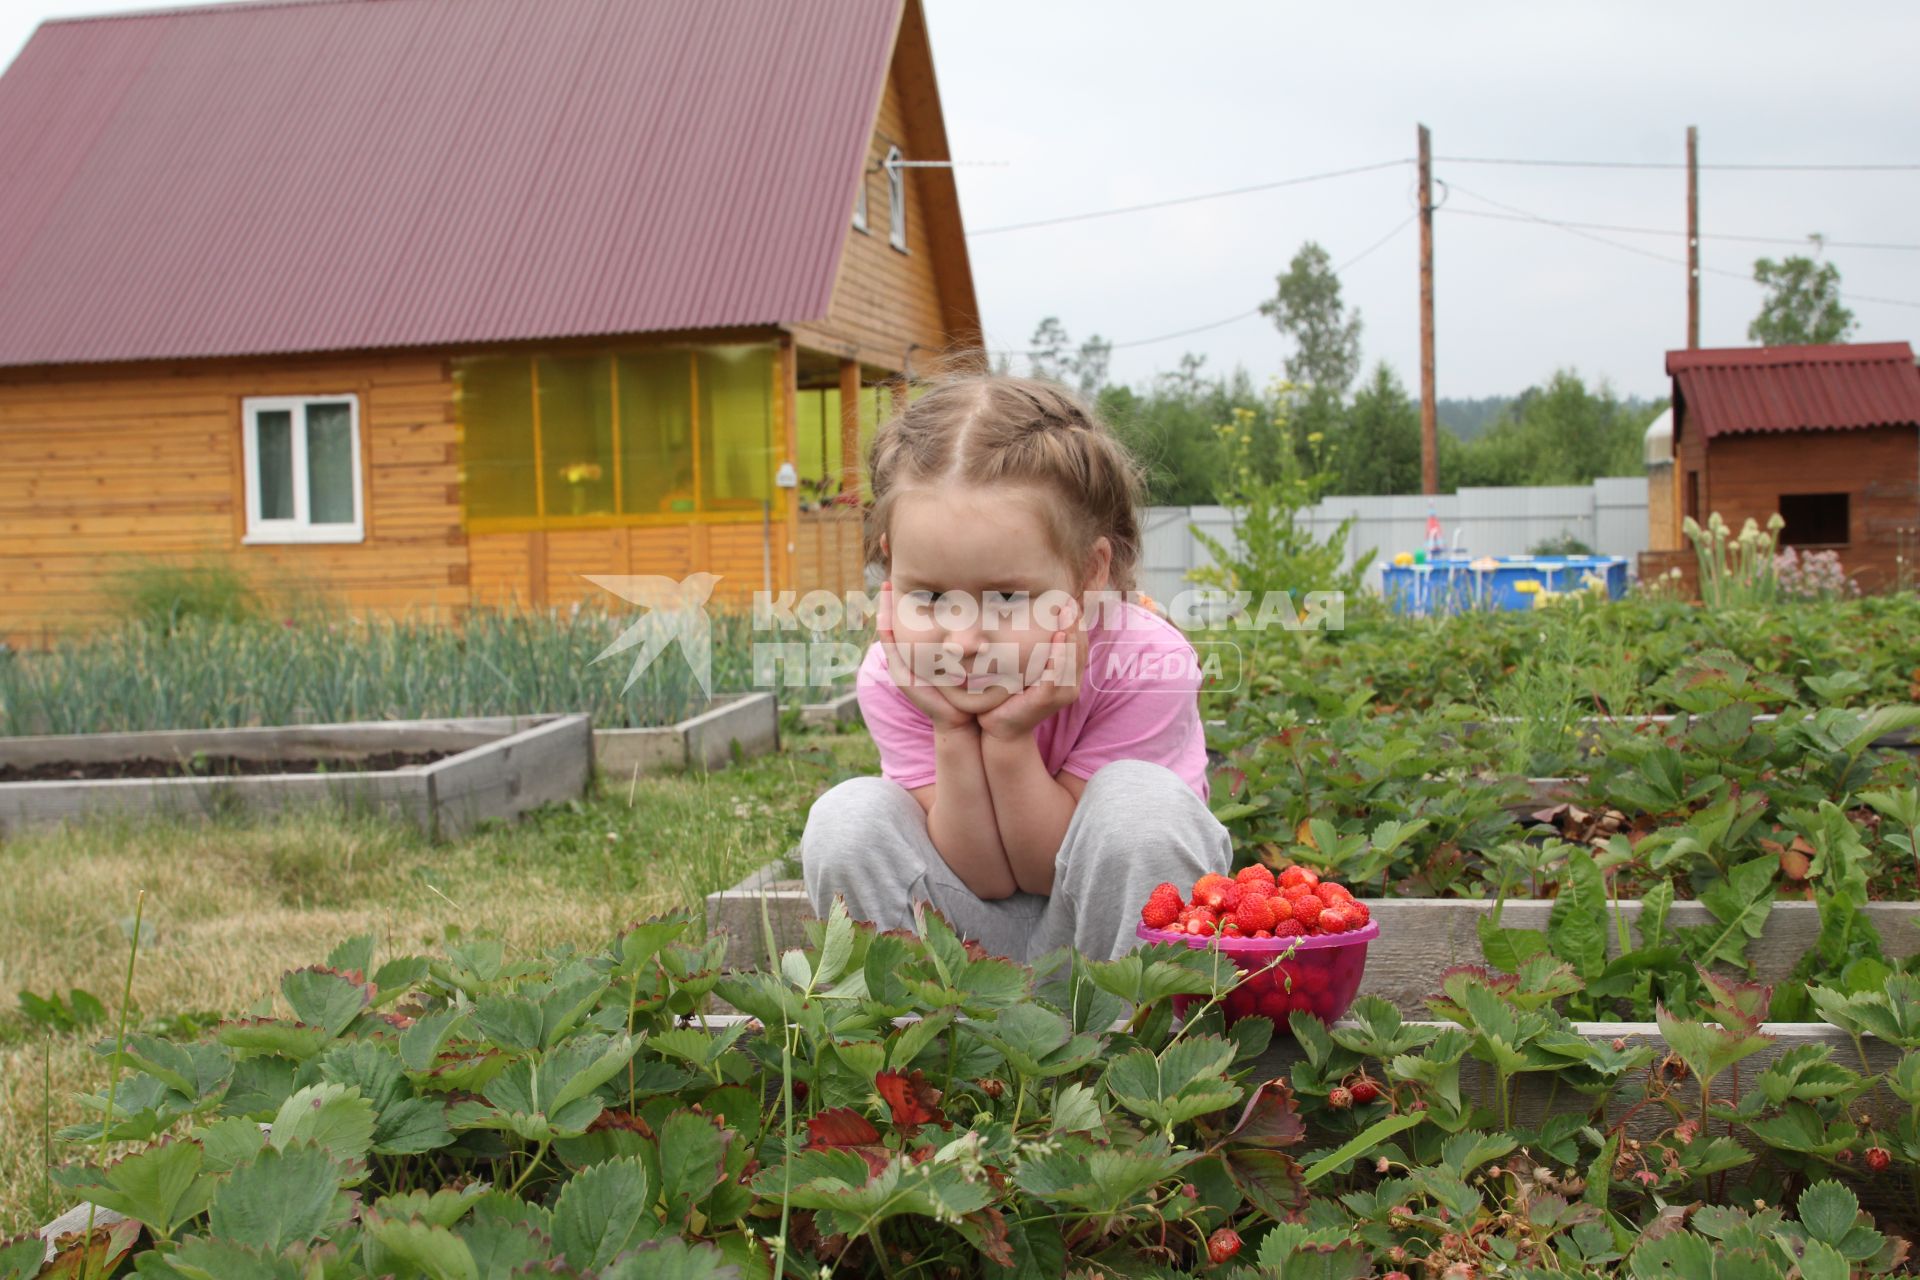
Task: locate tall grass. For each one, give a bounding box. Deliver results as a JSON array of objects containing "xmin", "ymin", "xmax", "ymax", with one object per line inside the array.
[
  {"xmin": 102, "ymin": 556, "xmax": 264, "ymax": 633},
  {"xmin": 0, "ymin": 603, "xmax": 870, "ymax": 736}
]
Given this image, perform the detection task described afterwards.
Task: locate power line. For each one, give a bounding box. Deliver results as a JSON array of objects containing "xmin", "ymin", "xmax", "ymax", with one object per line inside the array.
[
  {"xmin": 1442, "ymin": 181, "xmax": 1920, "ymax": 311},
  {"xmin": 1335, "ymin": 212, "xmax": 1417, "ymax": 272},
  {"xmin": 983, "ymin": 213, "xmax": 1417, "ymax": 360},
  {"xmin": 1436, "ymin": 154, "xmax": 1920, "ymax": 173},
  {"xmin": 1444, "ymin": 206, "xmax": 1920, "ymax": 253},
  {"xmin": 965, "ymin": 157, "xmax": 1409, "ymax": 236}
]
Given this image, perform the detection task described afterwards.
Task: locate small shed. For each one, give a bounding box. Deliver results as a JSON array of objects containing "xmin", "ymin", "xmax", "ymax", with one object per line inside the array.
[
  {"xmin": 0, "ymin": 0, "xmax": 980, "ymax": 646},
  {"xmin": 1648, "ymin": 342, "xmax": 1920, "ymax": 592}
]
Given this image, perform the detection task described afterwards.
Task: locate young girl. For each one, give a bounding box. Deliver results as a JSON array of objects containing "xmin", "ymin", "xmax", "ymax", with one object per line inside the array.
[{"xmin": 801, "ymin": 374, "xmax": 1231, "ymax": 963}]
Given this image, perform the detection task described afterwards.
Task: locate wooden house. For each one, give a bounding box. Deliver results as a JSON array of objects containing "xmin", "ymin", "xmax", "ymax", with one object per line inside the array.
[
  {"xmin": 1642, "ymin": 342, "xmax": 1920, "ymax": 592},
  {"xmin": 0, "ymin": 0, "xmax": 981, "ymax": 647}
]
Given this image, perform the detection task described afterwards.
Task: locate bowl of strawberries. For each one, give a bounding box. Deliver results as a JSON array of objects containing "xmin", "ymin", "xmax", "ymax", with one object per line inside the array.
[{"xmin": 1134, "ymin": 864, "xmax": 1378, "ymax": 1030}]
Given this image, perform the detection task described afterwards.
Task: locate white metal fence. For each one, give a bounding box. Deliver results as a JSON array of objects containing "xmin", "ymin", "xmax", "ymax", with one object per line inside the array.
[{"xmin": 1139, "ymin": 477, "xmax": 1649, "ymax": 602}]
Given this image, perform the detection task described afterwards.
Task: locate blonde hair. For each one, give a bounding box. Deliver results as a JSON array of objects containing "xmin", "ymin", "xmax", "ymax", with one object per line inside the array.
[{"xmin": 864, "ymin": 374, "xmax": 1148, "ymax": 593}]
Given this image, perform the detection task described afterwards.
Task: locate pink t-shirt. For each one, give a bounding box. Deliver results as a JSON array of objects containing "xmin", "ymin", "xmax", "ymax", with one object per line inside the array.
[{"xmin": 856, "ymin": 600, "xmax": 1210, "ymax": 802}]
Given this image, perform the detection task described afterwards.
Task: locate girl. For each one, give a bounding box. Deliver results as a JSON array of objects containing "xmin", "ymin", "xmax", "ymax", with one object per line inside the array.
[{"xmin": 801, "ymin": 374, "xmax": 1230, "ymax": 963}]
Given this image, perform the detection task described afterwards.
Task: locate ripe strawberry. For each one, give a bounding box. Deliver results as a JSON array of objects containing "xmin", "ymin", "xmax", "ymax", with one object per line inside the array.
[
  {"xmin": 1218, "ymin": 882, "xmax": 1244, "ymax": 913},
  {"xmin": 1235, "ymin": 864, "xmax": 1277, "ymax": 890},
  {"xmin": 1269, "ymin": 894, "xmax": 1295, "ymax": 922},
  {"xmin": 1206, "ymin": 1227, "xmax": 1242, "ymax": 1264},
  {"xmin": 1233, "ymin": 893, "xmax": 1277, "ymax": 933},
  {"xmin": 1315, "ymin": 881, "xmax": 1353, "ymax": 904},
  {"xmin": 1220, "ymin": 921, "xmax": 1243, "ymax": 937},
  {"xmin": 1278, "ymin": 865, "xmax": 1320, "ymax": 890},
  {"xmin": 1327, "ymin": 1085, "xmax": 1354, "ymax": 1110},
  {"xmin": 1186, "ymin": 909, "xmax": 1218, "ymax": 937},
  {"xmin": 1140, "ymin": 884, "xmax": 1183, "ymax": 929},
  {"xmin": 1272, "ymin": 918, "xmax": 1305, "ymax": 938},
  {"xmin": 1191, "ymin": 874, "xmax": 1234, "ymax": 911},
  {"xmin": 1318, "ymin": 906, "xmax": 1353, "ymax": 934},
  {"xmin": 1346, "ymin": 899, "xmax": 1371, "ymax": 926},
  {"xmin": 1253, "ymin": 929, "xmax": 1273, "ymax": 939},
  {"xmin": 1349, "ymin": 1078, "xmax": 1381, "ymax": 1105},
  {"xmin": 1867, "ymin": 1147, "xmax": 1893, "ymax": 1173},
  {"xmin": 1292, "ymin": 900, "xmax": 1324, "ymax": 931}
]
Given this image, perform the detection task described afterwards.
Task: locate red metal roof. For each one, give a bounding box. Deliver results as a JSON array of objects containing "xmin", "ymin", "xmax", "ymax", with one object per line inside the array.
[
  {"xmin": 1666, "ymin": 342, "xmax": 1920, "ymax": 439},
  {"xmin": 0, "ymin": 0, "xmax": 904, "ymax": 368}
]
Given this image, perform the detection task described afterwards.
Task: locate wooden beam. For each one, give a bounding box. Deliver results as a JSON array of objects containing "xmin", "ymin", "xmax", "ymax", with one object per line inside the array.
[
  {"xmin": 780, "ymin": 338, "xmax": 802, "ymax": 594},
  {"xmin": 839, "ymin": 358, "xmax": 863, "ymax": 505},
  {"xmin": 1417, "ymin": 123, "xmax": 1437, "ymax": 496}
]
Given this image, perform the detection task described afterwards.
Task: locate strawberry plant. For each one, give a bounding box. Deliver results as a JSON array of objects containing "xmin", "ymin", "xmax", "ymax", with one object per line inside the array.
[{"xmin": 22, "ymin": 909, "xmax": 1920, "ymax": 1277}]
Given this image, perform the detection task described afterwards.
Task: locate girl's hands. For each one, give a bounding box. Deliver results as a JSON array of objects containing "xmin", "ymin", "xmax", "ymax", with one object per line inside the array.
[
  {"xmin": 877, "ymin": 581, "xmax": 977, "ymax": 731},
  {"xmin": 978, "ymin": 598, "xmax": 1087, "ymax": 742}
]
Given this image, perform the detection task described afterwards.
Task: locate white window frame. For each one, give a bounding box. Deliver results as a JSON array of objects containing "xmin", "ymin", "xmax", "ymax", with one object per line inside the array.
[
  {"xmin": 241, "ymin": 394, "xmax": 365, "ymax": 544},
  {"xmin": 852, "ymin": 158, "xmax": 870, "ymax": 233},
  {"xmin": 885, "ymin": 145, "xmax": 908, "ymax": 253}
]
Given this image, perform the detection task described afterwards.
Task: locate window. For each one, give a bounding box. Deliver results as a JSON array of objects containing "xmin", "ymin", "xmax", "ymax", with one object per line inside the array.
[
  {"xmin": 455, "ymin": 345, "xmax": 777, "ymax": 528},
  {"xmin": 885, "ymin": 145, "xmax": 907, "ymax": 252},
  {"xmin": 242, "ymin": 395, "xmax": 363, "ymax": 543},
  {"xmin": 852, "ymin": 156, "xmax": 869, "ymax": 233},
  {"xmin": 1778, "ymin": 492, "xmax": 1850, "ymax": 547}
]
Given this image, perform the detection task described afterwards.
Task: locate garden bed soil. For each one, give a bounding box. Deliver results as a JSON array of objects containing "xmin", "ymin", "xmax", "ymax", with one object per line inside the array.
[{"xmin": 0, "ymin": 748, "xmax": 454, "ymax": 783}]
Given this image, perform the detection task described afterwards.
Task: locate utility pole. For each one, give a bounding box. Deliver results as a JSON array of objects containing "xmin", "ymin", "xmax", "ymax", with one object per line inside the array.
[
  {"xmin": 1686, "ymin": 125, "xmax": 1700, "ymax": 349},
  {"xmin": 1417, "ymin": 123, "xmax": 1437, "ymax": 495}
]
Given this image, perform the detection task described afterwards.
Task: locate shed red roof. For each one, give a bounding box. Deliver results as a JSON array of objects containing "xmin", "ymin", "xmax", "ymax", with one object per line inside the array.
[
  {"xmin": 1666, "ymin": 342, "xmax": 1920, "ymax": 439},
  {"xmin": 0, "ymin": 0, "xmax": 904, "ymax": 368}
]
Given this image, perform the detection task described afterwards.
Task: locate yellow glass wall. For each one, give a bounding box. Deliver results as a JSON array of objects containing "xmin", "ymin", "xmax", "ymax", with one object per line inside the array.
[
  {"xmin": 795, "ymin": 390, "xmax": 836, "ymax": 494},
  {"xmin": 794, "ymin": 384, "xmax": 894, "ymax": 503},
  {"xmin": 698, "ymin": 347, "xmax": 776, "ymax": 512},
  {"xmin": 456, "ymin": 344, "xmax": 775, "ymax": 527},
  {"xmin": 537, "ymin": 356, "xmax": 615, "ymax": 518},
  {"xmin": 619, "ymin": 351, "xmax": 695, "ymax": 515},
  {"xmin": 458, "ymin": 357, "xmax": 538, "ymax": 520}
]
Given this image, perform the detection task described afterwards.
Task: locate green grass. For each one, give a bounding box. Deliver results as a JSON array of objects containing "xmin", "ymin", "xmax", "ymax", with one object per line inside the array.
[{"xmin": 0, "ymin": 728, "xmax": 877, "ymax": 1234}]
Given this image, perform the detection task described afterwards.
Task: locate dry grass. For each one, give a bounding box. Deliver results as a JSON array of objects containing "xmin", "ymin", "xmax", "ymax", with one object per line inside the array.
[{"xmin": 0, "ymin": 731, "xmax": 876, "ymax": 1234}]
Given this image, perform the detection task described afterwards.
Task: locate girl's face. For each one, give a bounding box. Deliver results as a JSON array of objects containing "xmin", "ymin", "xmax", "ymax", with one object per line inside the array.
[{"xmin": 883, "ymin": 482, "xmax": 1109, "ymax": 716}]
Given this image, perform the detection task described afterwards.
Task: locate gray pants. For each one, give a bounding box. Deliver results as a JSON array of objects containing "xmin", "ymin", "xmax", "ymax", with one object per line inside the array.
[{"xmin": 801, "ymin": 759, "xmax": 1232, "ymax": 963}]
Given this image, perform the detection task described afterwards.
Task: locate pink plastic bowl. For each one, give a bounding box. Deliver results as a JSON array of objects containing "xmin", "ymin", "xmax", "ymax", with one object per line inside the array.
[{"xmin": 1134, "ymin": 919, "xmax": 1380, "ymax": 1030}]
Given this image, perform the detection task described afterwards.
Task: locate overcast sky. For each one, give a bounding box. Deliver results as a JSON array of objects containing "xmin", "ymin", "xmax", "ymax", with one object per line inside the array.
[{"xmin": 6, "ymin": 1, "xmax": 1917, "ymax": 400}]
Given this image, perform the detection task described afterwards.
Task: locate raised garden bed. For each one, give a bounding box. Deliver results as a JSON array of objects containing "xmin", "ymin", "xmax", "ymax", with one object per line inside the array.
[
  {"xmin": 0, "ymin": 714, "xmax": 591, "ymax": 840},
  {"xmin": 593, "ymin": 692, "xmax": 778, "ymax": 777},
  {"xmin": 797, "ymin": 688, "xmax": 863, "ymax": 730},
  {"xmin": 706, "ymin": 860, "xmax": 1920, "ymax": 1015}
]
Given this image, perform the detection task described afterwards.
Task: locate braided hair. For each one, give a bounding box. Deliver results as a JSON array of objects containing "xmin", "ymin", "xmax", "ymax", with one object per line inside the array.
[{"xmin": 864, "ymin": 374, "xmax": 1147, "ymax": 593}]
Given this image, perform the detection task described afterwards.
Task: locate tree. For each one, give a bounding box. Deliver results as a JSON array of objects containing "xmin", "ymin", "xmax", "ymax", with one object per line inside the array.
[
  {"xmin": 1444, "ymin": 370, "xmax": 1651, "ymax": 488},
  {"xmin": 1099, "ymin": 363, "xmax": 1257, "ymax": 506},
  {"xmin": 1333, "ymin": 363, "xmax": 1423, "ymax": 495},
  {"xmin": 1071, "ymin": 334, "xmax": 1112, "ymax": 398},
  {"xmin": 1156, "ymin": 352, "xmax": 1208, "ymax": 400},
  {"xmin": 1749, "ymin": 247, "xmax": 1857, "ymax": 346},
  {"xmin": 1024, "ymin": 316, "xmax": 1112, "ymax": 397},
  {"xmin": 1027, "ymin": 316, "xmax": 1073, "ymax": 383},
  {"xmin": 1259, "ymin": 242, "xmax": 1362, "ymax": 398}
]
